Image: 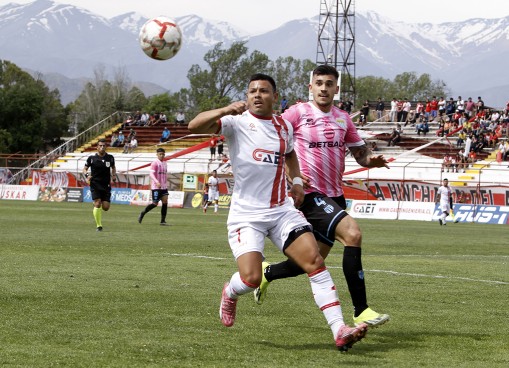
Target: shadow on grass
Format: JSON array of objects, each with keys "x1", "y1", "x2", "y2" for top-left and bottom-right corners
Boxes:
[{"x1": 255, "y1": 329, "x2": 493, "y2": 354}]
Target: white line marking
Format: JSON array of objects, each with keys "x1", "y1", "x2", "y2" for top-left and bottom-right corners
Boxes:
[{"x1": 166, "y1": 253, "x2": 509, "y2": 285}]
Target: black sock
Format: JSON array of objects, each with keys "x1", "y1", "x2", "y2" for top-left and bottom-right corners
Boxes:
[
  {"x1": 264, "y1": 259, "x2": 305, "y2": 282},
  {"x1": 143, "y1": 203, "x2": 157, "y2": 214},
  {"x1": 343, "y1": 246, "x2": 368, "y2": 316},
  {"x1": 161, "y1": 203, "x2": 167, "y2": 223}
]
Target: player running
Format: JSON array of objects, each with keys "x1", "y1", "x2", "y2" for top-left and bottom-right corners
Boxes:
[
  {"x1": 254, "y1": 65, "x2": 390, "y2": 328},
  {"x1": 435, "y1": 178, "x2": 454, "y2": 225},
  {"x1": 203, "y1": 170, "x2": 219, "y2": 213},
  {"x1": 188, "y1": 73, "x2": 368, "y2": 351},
  {"x1": 138, "y1": 147, "x2": 170, "y2": 226},
  {"x1": 82, "y1": 139, "x2": 116, "y2": 231}
]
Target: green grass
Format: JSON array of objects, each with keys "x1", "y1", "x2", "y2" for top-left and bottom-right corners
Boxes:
[{"x1": 0, "y1": 200, "x2": 508, "y2": 367}]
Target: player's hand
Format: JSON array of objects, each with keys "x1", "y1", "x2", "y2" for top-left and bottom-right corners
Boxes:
[
  {"x1": 226, "y1": 101, "x2": 247, "y2": 116},
  {"x1": 290, "y1": 183, "x2": 305, "y2": 208},
  {"x1": 300, "y1": 173, "x2": 311, "y2": 189},
  {"x1": 369, "y1": 154, "x2": 390, "y2": 169}
]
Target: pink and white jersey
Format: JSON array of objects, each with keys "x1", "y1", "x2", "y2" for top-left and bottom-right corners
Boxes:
[
  {"x1": 220, "y1": 111, "x2": 293, "y2": 215},
  {"x1": 150, "y1": 159, "x2": 168, "y2": 190},
  {"x1": 282, "y1": 102, "x2": 363, "y2": 197}
]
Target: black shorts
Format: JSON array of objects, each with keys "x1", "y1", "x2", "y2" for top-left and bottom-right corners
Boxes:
[
  {"x1": 299, "y1": 192, "x2": 348, "y2": 247},
  {"x1": 90, "y1": 187, "x2": 111, "y2": 202},
  {"x1": 151, "y1": 189, "x2": 169, "y2": 203}
]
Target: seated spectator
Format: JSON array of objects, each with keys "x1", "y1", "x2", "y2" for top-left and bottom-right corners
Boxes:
[
  {"x1": 110, "y1": 132, "x2": 118, "y2": 147},
  {"x1": 159, "y1": 113, "x2": 168, "y2": 124},
  {"x1": 140, "y1": 112, "x2": 150, "y2": 126},
  {"x1": 127, "y1": 129, "x2": 136, "y2": 143},
  {"x1": 388, "y1": 127, "x2": 401, "y2": 146},
  {"x1": 441, "y1": 154, "x2": 452, "y2": 172},
  {"x1": 128, "y1": 137, "x2": 138, "y2": 153},
  {"x1": 416, "y1": 120, "x2": 429, "y2": 136},
  {"x1": 117, "y1": 131, "x2": 125, "y2": 147},
  {"x1": 371, "y1": 141, "x2": 379, "y2": 151},
  {"x1": 469, "y1": 150, "x2": 477, "y2": 163},
  {"x1": 175, "y1": 111, "x2": 185, "y2": 126},
  {"x1": 488, "y1": 131, "x2": 498, "y2": 148},
  {"x1": 123, "y1": 136, "x2": 138, "y2": 154},
  {"x1": 160, "y1": 127, "x2": 171, "y2": 143}
]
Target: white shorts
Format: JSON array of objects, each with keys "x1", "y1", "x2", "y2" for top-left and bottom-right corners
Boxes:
[
  {"x1": 440, "y1": 202, "x2": 451, "y2": 213},
  {"x1": 208, "y1": 189, "x2": 219, "y2": 201},
  {"x1": 227, "y1": 204, "x2": 311, "y2": 260}
]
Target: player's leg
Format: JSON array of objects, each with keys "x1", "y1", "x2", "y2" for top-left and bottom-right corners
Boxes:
[
  {"x1": 213, "y1": 197, "x2": 219, "y2": 213},
  {"x1": 255, "y1": 194, "x2": 340, "y2": 303},
  {"x1": 139, "y1": 190, "x2": 158, "y2": 223},
  {"x1": 282, "y1": 225, "x2": 367, "y2": 351},
  {"x1": 160, "y1": 194, "x2": 169, "y2": 225},
  {"x1": 92, "y1": 198, "x2": 103, "y2": 231},
  {"x1": 335, "y1": 216, "x2": 390, "y2": 327},
  {"x1": 220, "y1": 226, "x2": 265, "y2": 327}
]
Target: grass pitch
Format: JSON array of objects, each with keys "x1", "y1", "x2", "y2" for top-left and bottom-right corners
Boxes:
[{"x1": 0, "y1": 200, "x2": 507, "y2": 367}]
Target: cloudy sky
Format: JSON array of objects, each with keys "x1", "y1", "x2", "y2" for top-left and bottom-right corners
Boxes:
[{"x1": 2, "y1": 0, "x2": 509, "y2": 34}]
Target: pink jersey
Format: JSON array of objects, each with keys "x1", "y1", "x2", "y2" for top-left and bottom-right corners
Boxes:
[
  {"x1": 220, "y1": 111, "x2": 293, "y2": 215},
  {"x1": 150, "y1": 159, "x2": 168, "y2": 190},
  {"x1": 282, "y1": 102, "x2": 363, "y2": 197}
]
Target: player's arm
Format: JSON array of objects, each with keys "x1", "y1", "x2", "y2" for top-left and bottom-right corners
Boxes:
[
  {"x1": 111, "y1": 165, "x2": 117, "y2": 183},
  {"x1": 82, "y1": 163, "x2": 90, "y2": 182},
  {"x1": 188, "y1": 101, "x2": 247, "y2": 134},
  {"x1": 349, "y1": 144, "x2": 390, "y2": 169},
  {"x1": 285, "y1": 150, "x2": 305, "y2": 207}
]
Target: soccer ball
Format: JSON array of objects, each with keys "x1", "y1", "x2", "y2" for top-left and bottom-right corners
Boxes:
[{"x1": 139, "y1": 16, "x2": 182, "y2": 60}]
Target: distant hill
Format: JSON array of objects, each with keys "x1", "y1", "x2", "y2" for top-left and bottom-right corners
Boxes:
[{"x1": 1, "y1": 0, "x2": 508, "y2": 107}]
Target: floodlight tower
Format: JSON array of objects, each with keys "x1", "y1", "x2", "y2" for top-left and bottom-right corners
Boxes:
[{"x1": 315, "y1": 0, "x2": 356, "y2": 102}]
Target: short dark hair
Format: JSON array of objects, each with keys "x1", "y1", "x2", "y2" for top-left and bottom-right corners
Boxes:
[
  {"x1": 249, "y1": 73, "x2": 276, "y2": 92},
  {"x1": 156, "y1": 148, "x2": 165, "y2": 153},
  {"x1": 312, "y1": 65, "x2": 339, "y2": 80},
  {"x1": 98, "y1": 139, "x2": 106, "y2": 144}
]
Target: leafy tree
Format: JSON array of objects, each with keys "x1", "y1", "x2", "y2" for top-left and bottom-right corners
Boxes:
[
  {"x1": 186, "y1": 42, "x2": 271, "y2": 115},
  {"x1": 268, "y1": 57, "x2": 315, "y2": 104},
  {"x1": 354, "y1": 72, "x2": 449, "y2": 109},
  {"x1": 71, "y1": 65, "x2": 141, "y2": 131},
  {"x1": 143, "y1": 93, "x2": 178, "y2": 116},
  {"x1": 0, "y1": 60, "x2": 67, "y2": 153}
]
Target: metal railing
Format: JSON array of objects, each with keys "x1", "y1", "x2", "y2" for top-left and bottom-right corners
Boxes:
[{"x1": 6, "y1": 112, "x2": 123, "y2": 185}]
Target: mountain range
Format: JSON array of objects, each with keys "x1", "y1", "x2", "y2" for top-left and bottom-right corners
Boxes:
[{"x1": 1, "y1": 0, "x2": 508, "y2": 108}]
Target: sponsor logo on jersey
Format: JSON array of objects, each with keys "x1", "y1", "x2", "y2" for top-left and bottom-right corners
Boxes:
[
  {"x1": 308, "y1": 141, "x2": 342, "y2": 148},
  {"x1": 252, "y1": 148, "x2": 282, "y2": 164},
  {"x1": 323, "y1": 127, "x2": 335, "y2": 139},
  {"x1": 335, "y1": 118, "x2": 347, "y2": 129}
]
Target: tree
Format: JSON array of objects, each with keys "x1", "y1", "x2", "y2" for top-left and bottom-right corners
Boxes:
[
  {"x1": 71, "y1": 65, "x2": 142, "y2": 131},
  {"x1": 354, "y1": 72, "x2": 449, "y2": 109},
  {"x1": 186, "y1": 42, "x2": 271, "y2": 115},
  {"x1": 268, "y1": 57, "x2": 315, "y2": 103},
  {"x1": 0, "y1": 60, "x2": 67, "y2": 153}
]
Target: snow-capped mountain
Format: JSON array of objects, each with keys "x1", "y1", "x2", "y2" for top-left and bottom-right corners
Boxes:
[{"x1": 1, "y1": 0, "x2": 508, "y2": 107}]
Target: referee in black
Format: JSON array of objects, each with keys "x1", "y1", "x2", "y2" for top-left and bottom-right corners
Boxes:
[{"x1": 82, "y1": 139, "x2": 116, "y2": 231}]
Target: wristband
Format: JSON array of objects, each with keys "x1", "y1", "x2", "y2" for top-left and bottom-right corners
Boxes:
[
  {"x1": 85, "y1": 173, "x2": 89, "y2": 178},
  {"x1": 292, "y1": 177, "x2": 303, "y2": 186}
]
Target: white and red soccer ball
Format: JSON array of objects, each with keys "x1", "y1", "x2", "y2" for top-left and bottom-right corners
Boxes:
[{"x1": 139, "y1": 16, "x2": 182, "y2": 60}]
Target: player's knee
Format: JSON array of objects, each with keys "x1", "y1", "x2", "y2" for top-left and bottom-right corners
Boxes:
[
  {"x1": 241, "y1": 273, "x2": 261, "y2": 288},
  {"x1": 341, "y1": 228, "x2": 362, "y2": 247}
]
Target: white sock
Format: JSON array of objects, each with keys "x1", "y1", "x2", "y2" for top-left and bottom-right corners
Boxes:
[
  {"x1": 214, "y1": 203, "x2": 218, "y2": 212},
  {"x1": 309, "y1": 267, "x2": 345, "y2": 337},
  {"x1": 227, "y1": 272, "x2": 256, "y2": 299},
  {"x1": 441, "y1": 213, "x2": 447, "y2": 222}
]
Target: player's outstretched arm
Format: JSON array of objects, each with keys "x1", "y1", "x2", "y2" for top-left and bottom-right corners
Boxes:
[
  {"x1": 350, "y1": 144, "x2": 390, "y2": 169},
  {"x1": 188, "y1": 101, "x2": 247, "y2": 134}
]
